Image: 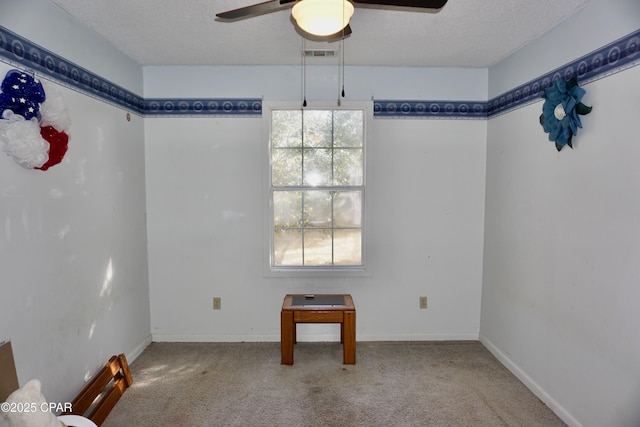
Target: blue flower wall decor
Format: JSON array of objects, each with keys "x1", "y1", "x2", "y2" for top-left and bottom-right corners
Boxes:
[{"x1": 539, "y1": 77, "x2": 592, "y2": 151}]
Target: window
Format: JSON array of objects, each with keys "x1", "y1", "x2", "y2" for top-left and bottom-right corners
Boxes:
[{"x1": 265, "y1": 103, "x2": 370, "y2": 276}]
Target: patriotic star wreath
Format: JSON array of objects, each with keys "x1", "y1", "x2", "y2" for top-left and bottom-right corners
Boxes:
[{"x1": 0, "y1": 69, "x2": 71, "y2": 170}]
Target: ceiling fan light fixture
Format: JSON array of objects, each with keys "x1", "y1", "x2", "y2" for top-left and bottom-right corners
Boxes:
[{"x1": 292, "y1": 0, "x2": 354, "y2": 37}]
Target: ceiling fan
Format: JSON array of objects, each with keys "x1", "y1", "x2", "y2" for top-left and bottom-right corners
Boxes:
[{"x1": 216, "y1": 0, "x2": 448, "y2": 41}]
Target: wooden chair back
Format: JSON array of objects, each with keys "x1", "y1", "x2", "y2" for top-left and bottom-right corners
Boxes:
[{"x1": 63, "y1": 354, "x2": 133, "y2": 426}]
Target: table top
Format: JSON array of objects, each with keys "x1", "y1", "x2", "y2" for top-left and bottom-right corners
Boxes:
[{"x1": 282, "y1": 294, "x2": 354, "y2": 311}]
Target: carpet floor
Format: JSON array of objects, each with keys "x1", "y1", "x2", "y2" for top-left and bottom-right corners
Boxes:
[{"x1": 103, "y1": 341, "x2": 565, "y2": 427}]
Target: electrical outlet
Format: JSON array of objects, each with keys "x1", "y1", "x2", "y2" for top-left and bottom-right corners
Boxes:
[
  {"x1": 419, "y1": 296, "x2": 428, "y2": 309},
  {"x1": 213, "y1": 297, "x2": 221, "y2": 310}
]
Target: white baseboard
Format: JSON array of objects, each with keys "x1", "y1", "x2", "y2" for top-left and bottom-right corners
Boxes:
[
  {"x1": 126, "y1": 334, "x2": 152, "y2": 363},
  {"x1": 151, "y1": 332, "x2": 479, "y2": 343},
  {"x1": 358, "y1": 332, "x2": 480, "y2": 341},
  {"x1": 479, "y1": 334, "x2": 582, "y2": 427},
  {"x1": 151, "y1": 334, "x2": 281, "y2": 342}
]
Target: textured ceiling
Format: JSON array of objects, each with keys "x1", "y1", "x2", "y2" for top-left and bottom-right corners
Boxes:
[{"x1": 49, "y1": 0, "x2": 591, "y2": 67}]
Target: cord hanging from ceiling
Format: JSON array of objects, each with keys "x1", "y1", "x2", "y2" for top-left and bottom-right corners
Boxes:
[
  {"x1": 302, "y1": 37, "x2": 307, "y2": 108},
  {"x1": 341, "y1": 35, "x2": 346, "y2": 99},
  {"x1": 338, "y1": 1, "x2": 346, "y2": 106}
]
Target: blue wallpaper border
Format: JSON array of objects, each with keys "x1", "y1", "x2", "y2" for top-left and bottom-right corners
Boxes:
[
  {"x1": 373, "y1": 100, "x2": 488, "y2": 119},
  {"x1": 144, "y1": 98, "x2": 262, "y2": 116},
  {"x1": 0, "y1": 26, "x2": 259, "y2": 118},
  {"x1": 0, "y1": 26, "x2": 145, "y2": 114},
  {"x1": 487, "y1": 28, "x2": 640, "y2": 118},
  {"x1": 374, "y1": 29, "x2": 640, "y2": 119},
  {"x1": 1, "y1": 25, "x2": 638, "y2": 119}
]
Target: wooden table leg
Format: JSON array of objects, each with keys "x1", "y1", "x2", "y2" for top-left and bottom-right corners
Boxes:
[
  {"x1": 343, "y1": 310, "x2": 356, "y2": 364},
  {"x1": 293, "y1": 320, "x2": 297, "y2": 344},
  {"x1": 281, "y1": 310, "x2": 294, "y2": 365}
]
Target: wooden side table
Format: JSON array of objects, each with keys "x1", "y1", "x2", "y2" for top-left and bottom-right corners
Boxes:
[{"x1": 281, "y1": 294, "x2": 356, "y2": 365}]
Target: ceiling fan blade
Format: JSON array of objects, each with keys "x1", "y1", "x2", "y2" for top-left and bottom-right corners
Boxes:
[
  {"x1": 352, "y1": 0, "x2": 447, "y2": 9},
  {"x1": 216, "y1": 0, "x2": 297, "y2": 20}
]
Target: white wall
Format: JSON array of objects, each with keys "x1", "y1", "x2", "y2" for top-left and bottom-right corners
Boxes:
[
  {"x1": 482, "y1": 1, "x2": 640, "y2": 426},
  {"x1": 0, "y1": 0, "x2": 150, "y2": 405},
  {"x1": 144, "y1": 66, "x2": 487, "y2": 342},
  {"x1": 0, "y1": 0, "x2": 142, "y2": 93},
  {"x1": 144, "y1": 65, "x2": 488, "y2": 101}
]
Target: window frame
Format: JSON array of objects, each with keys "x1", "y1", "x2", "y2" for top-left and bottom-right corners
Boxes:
[{"x1": 262, "y1": 101, "x2": 373, "y2": 278}]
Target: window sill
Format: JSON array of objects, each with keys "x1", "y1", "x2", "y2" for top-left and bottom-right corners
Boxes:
[{"x1": 264, "y1": 265, "x2": 372, "y2": 278}]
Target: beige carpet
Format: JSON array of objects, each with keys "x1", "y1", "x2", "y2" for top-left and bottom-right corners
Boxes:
[{"x1": 103, "y1": 341, "x2": 565, "y2": 427}]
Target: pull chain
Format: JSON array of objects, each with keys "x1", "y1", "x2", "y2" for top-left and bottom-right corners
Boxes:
[
  {"x1": 341, "y1": 34, "x2": 346, "y2": 98},
  {"x1": 338, "y1": 1, "x2": 346, "y2": 105},
  {"x1": 302, "y1": 37, "x2": 307, "y2": 108}
]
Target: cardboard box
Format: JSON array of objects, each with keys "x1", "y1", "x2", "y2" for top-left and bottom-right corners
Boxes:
[{"x1": 0, "y1": 341, "x2": 20, "y2": 401}]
